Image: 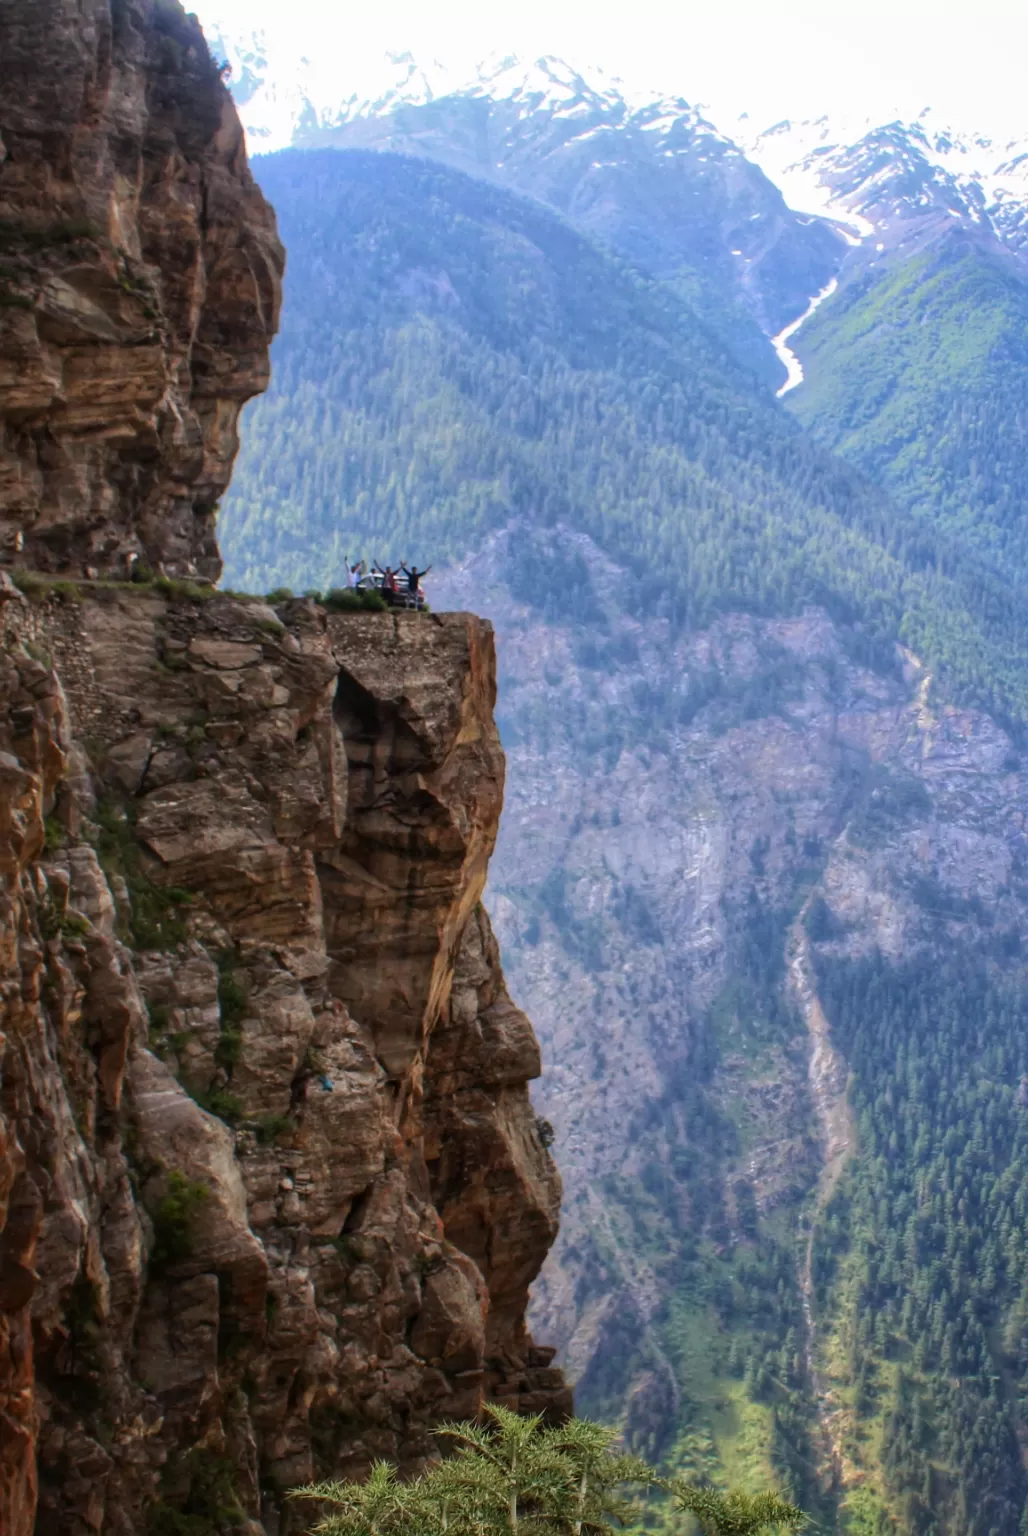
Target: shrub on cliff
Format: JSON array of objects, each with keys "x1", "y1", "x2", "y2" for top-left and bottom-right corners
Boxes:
[
  {"x1": 292, "y1": 1404, "x2": 804, "y2": 1536},
  {"x1": 150, "y1": 1171, "x2": 209, "y2": 1270},
  {"x1": 323, "y1": 587, "x2": 389, "y2": 613}
]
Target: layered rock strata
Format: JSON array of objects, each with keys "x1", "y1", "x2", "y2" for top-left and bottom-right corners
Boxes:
[
  {"x1": 0, "y1": 588, "x2": 567, "y2": 1536},
  {"x1": 0, "y1": 9, "x2": 566, "y2": 1532},
  {"x1": 0, "y1": 0, "x2": 283, "y2": 582}
]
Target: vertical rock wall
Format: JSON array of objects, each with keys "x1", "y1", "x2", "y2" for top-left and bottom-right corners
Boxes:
[
  {"x1": 0, "y1": 591, "x2": 568, "y2": 1536},
  {"x1": 0, "y1": 0, "x2": 283, "y2": 581},
  {"x1": 0, "y1": 4, "x2": 567, "y2": 1532}
]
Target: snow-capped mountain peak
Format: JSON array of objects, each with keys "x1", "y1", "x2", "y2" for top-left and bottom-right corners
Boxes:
[
  {"x1": 202, "y1": 18, "x2": 1028, "y2": 298},
  {"x1": 743, "y1": 108, "x2": 1028, "y2": 253},
  {"x1": 203, "y1": 25, "x2": 464, "y2": 149},
  {"x1": 204, "y1": 23, "x2": 710, "y2": 156}
]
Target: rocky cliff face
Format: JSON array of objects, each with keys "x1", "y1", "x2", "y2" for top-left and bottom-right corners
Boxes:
[
  {"x1": 0, "y1": 589, "x2": 567, "y2": 1536},
  {"x1": 0, "y1": 7, "x2": 566, "y2": 1532},
  {"x1": 0, "y1": 0, "x2": 283, "y2": 582}
]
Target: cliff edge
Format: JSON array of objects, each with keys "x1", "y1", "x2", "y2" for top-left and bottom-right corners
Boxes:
[
  {"x1": 0, "y1": 6, "x2": 568, "y2": 1534},
  {"x1": 0, "y1": 592, "x2": 567, "y2": 1536}
]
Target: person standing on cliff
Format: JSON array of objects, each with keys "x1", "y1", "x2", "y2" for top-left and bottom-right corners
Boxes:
[
  {"x1": 401, "y1": 562, "x2": 431, "y2": 595},
  {"x1": 344, "y1": 558, "x2": 364, "y2": 589}
]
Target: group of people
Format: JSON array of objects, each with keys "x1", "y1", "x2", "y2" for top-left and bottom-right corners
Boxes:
[{"x1": 344, "y1": 558, "x2": 432, "y2": 596}]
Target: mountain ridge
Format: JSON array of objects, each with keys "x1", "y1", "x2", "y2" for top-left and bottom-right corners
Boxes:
[{"x1": 204, "y1": 26, "x2": 1028, "y2": 286}]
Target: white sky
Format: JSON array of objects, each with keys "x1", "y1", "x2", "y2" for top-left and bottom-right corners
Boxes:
[{"x1": 190, "y1": 0, "x2": 1028, "y2": 142}]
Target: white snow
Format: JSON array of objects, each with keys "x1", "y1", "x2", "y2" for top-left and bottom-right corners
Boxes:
[
  {"x1": 201, "y1": 23, "x2": 749, "y2": 171},
  {"x1": 638, "y1": 113, "x2": 684, "y2": 133},
  {"x1": 743, "y1": 105, "x2": 1028, "y2": 253},
  {"x1": 771, "y1": 278, "x2": 838, "y2": 398},
  {"x1": 846, "y1": 211, "x2": 876, "y2": 238},
  {"x1": 200, "y1": 21, "x2": 1028, "y2": 262}
]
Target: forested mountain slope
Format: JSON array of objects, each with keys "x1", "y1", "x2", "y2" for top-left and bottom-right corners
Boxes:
[
  {"x1": 290, "y1": 58, "x2": 844, "y2": 383},
  {"x1": 789, "y1": 233, "x2": 1028, "y2": 583},
  {"x1": 220, "y1": 144, "x2": 1028, "y2": 1536},
  {"x1": 202, "y1": 37, "x2": 846, "y2": 383},
  {"x1": 222, "y1": 149, "x2": 1028, "y2": 727},
  {"x1": 742, "y1": 113, "x2": 1028, "y2": 586},
  {"x1": 207, "y1": 27, "x2": 1028, "y2": 584},
  {"x1": 431, "y1": 537, "x2": 1028, "y2": 1536}
]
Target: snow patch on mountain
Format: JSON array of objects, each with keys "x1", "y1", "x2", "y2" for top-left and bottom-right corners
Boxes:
[
  {"x1": 743, "y1": 108, "x2": 1028, "y2": 253},
  {"x1": 772, "y1": 278, "x2": 838, "y2": 396},
  {"x1": 205, "y1": 22, "x2": 740, "y2": 163}
]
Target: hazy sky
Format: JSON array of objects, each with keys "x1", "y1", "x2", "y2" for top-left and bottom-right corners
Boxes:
[{"x1": 192, "y1": 0, "x2": 1028, "y2": 140}]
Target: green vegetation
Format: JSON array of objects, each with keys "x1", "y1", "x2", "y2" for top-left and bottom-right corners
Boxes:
[
  {"x1": 21, "y1": 638, "x2": 53, "y2": 666},
  {"x1": 790, "y1": 239, "x2": 1028, "y2": 588},
  {"x1": 150, "y1": 1171, "x2": 209, "y2": 1270},
  {"x1": 9, "y1": 566, "x2": 218, "y2": 605},
  {"x1": 93, "y1": 798, "x2": 194, "y2": 949},
  {"x1": 10, "y1": 568, "x2": 80, "y2": 603},
  {"x1": 147, "y1": 1449, "x2": 246, "y2": 1536},
  {"x1": 43, "y1": 814, "x2": 66, "y2": 853},
  {"x1": 194, "y1": 1087, "x2": 244, "y2": 1124},
  {"x1": 151, "y1": 575, "x2": 216, "y2": 603},
  {"x1": 36, "y1": 892, "x2": 91, "y2": 943},
  {"x1": 810, "y1": 953, "x2": 1028, "y2": 1535},
  {"x1": 322, "y1": 587, "x2": 389, "y2": 613},
  {"x1": 294, "y1": 1405, "x2": 804, "y2": 1536},
  {"x1": 222, "y1": 150, "x2": 1028, "y2": 729},
  {"x1": 555, "y1": 897, "x2": 823, "y2": 1517},
  {"x1": 255, "y1": 1112, "x2": 293, "y2": 1145}
]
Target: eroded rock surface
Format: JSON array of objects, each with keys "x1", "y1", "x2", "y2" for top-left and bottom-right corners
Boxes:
[
  {"x1": 0, "y1": 591, "x2": 567, "y2": 1536},
  {"x1": 0, "y1": 9, "x2": 565, "y2": 1530},
  {"x1": 0, "y1": 0, "x2": 283, "y2": 581}
]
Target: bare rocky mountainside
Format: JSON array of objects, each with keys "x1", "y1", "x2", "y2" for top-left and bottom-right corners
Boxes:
[
  {"x1": 433, "y1": 531, "x2": 1028, "y2": 1529},
  {"x1": 0, "y1": 6, "x2": 567, "y2": 1535}
]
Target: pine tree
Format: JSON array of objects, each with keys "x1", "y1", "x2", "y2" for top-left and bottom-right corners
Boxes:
[{"x1": 292, "y1": 1408, "x2": 804, "y2": 1536}]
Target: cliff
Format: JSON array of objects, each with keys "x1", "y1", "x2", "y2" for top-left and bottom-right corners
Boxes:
[
  {"x1": 0, "y1": 588, "x2": 568, "y2": 1536},
  {"x1": 0, "y1": 6, "x2": 567, "y2": 1533},
  {"x1": 0, "y1": 0, "x2": 283, "y2": 582}
]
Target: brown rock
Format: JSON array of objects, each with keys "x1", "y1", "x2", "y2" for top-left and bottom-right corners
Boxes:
[
  {"x1": 0, "y1": 10, "x2": 565, "y2": 1530},
  {"x1": 0, "y1": 591, "x2": 566, "y2": 1534},
  {"x1": 0, "y1": 0, "x2": 283, "y2": 581}
]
